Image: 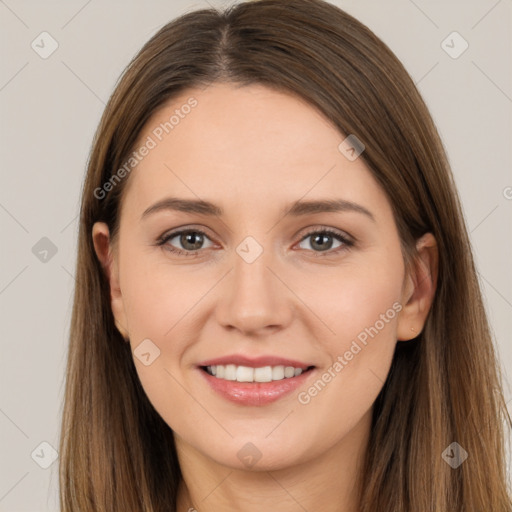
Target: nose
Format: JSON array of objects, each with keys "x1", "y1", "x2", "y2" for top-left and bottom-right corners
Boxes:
[{"x1": 215, "y1": 247, "x2": 293, "y2": 336}]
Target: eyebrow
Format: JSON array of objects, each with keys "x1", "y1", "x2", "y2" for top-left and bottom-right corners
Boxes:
[{"x1": 141, "y1": 197, "x2": 375, "y2": 222}]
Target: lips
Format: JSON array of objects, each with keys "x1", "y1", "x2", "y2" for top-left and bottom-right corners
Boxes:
[{"x1": 196, "y1": 354, "x2": 316, "y2": 406}]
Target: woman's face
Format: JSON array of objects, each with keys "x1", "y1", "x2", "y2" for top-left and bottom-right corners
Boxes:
[{"x1": 93, "y1": 82, "x2": 430, "y2": 471}]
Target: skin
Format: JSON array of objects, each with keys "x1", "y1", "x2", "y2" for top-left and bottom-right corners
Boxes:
[{"x1": 92, "y1": 83, "x2": 438, "y2": 512}]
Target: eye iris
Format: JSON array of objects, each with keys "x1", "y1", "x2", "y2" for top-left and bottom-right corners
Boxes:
[
  {"x1": 181, "y1": 232, "x2": 203, "y2": 250},
  {"x1": 311, "y1": 233, "x2": 333, "y2": 251}
]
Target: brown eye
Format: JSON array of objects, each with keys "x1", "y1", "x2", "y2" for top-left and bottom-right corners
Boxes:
[
  {"x1": 158, "y1": 229, "x2": 214, "y2": 256},
  {"x1": 297, "y1": 228, "x2": 354, "y2": 255},
  {"x1": 177, "y1": 232, "x2": 205, "y2": 251}
]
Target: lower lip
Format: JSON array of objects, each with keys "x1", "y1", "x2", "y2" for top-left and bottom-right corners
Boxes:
[{"x1": 198, "y1": 367, "x2": 315, "y2": 406}]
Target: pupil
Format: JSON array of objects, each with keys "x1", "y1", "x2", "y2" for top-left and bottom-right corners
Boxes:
[
  {"x1": 312, "y1": 233, "x2": 332, "y2": 251},
  {"x1": 182, "y1": 233, "x2": 202, "y2": 250}
]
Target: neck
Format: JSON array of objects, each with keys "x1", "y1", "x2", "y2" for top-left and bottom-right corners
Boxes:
[{"x1": 175, "y1": 409, "x2": 371, "y2": 512}]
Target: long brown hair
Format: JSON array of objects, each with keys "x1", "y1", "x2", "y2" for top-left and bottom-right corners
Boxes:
[{"x1": 59, "y1": 0, "x2": 512, "y2": 510}]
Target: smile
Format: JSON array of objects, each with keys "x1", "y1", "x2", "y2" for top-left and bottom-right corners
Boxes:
[{"x1": 203, "y1": 364, "x2": 314, "y2": 383}]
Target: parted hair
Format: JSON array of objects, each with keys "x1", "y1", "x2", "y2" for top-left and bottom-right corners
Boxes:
[{"x1": 59, "y1": 1, "x2": 512, "y2": 510}]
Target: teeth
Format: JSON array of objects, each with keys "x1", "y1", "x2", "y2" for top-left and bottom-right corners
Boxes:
[
  {"x1": 284, "y1": 366, "x2": 295, "y2": 378},
  {"x1": 205, "y1": 364, "x2": 306, "y2": 382},
  {"x1": 272, "y1": 365, "x2": 285, "y2": 380},
  {"x1": 236, "y1": 365, "x2": 254, "y2": 382},
  {"x1": 224, "y1": 364, "x2": 237, "y2": 381},
  {"x1": 254, "y1": 366, "x2": 272, "y2": 382}
]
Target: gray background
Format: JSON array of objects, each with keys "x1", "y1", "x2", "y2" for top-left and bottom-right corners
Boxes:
[{"x1": 1, "y1": 0, "x2": 511, "y2": 510}]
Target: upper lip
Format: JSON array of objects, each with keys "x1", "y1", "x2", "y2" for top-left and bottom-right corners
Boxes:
[{"x1": 197, "y1": 355, "x2": 314, "y2": 370}]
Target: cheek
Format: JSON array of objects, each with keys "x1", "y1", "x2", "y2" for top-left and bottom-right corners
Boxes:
[
  {"x1": 314, "y1": 254, "x2": 404, "y2": 349},
  {"x1": 118, "y1": 249, "x2": 197, "y2": 427},
  {"x1": 292, "y1": 257, "x2": 403, "y2": 445},
  {"x1": 120, "y1": 246, "x2": 196, "y2": 343},
  {"x1": 306, "y1": 248, "x2": 404, "y2": 415},
  {"x1": 338, "y1": 274, "x2": 401, "y2": 339}
]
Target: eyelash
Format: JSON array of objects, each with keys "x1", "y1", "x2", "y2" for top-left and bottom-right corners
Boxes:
[{"x1": 156, "y1": 226, "x2": 355, "y2": 258}]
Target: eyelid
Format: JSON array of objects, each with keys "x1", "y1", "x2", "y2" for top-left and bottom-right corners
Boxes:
[
  {"x1": 157, "y1": 224, "x2": 215, "y2": 243},
  {"x1": 295, "y1": 224, "x2": 354, "y2": 242}
]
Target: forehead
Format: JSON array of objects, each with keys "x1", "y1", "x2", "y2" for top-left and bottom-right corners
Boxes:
[{"x1": 122, "y1": 83, "x2": 388, "y2": 220}]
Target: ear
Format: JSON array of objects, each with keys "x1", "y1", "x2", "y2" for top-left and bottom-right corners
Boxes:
[
  {"x1": 92, "y1": 222, "x2": 130, "y2": 342},
  {"x1": 396, "y1": 232, "x2": 438, "y2": 341}
]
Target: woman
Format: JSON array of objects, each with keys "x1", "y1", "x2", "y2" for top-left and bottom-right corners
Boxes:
[{"x1": 59, "y1": 0, "x2": 512, "y2": 510}]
